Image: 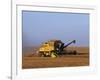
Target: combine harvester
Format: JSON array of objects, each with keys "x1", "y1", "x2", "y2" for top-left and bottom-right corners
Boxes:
[{"x1": 37, "y1": 40, "x2": 77, "y2": 58}]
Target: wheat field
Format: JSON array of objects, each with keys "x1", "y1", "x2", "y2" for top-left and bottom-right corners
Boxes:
[{"x1": 22, "y1": 47, "x2": 89, "y2": 69}]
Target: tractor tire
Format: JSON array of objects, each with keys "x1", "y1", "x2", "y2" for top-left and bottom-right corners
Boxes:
[{"x1": 72, "y1": 50, "x2": 77, "y2": 55}]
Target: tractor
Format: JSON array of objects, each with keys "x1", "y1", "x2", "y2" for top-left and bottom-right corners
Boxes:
[{"x1": 38, "y1": 40, "x2": 77, "y2": 58}]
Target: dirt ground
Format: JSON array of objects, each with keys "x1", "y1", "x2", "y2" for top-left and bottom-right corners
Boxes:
[{"x1": 22, "y1": 47, "x2": 89, "y2": 69}]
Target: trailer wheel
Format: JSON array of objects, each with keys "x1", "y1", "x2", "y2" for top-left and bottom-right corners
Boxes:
[{"x1": 73, "y1": 50, "x2": 77, "y2": 55}]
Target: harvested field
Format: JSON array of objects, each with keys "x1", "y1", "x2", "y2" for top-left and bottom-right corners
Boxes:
[{"x1": 22, "y1": 47, "x2": 89, "y2": 69}]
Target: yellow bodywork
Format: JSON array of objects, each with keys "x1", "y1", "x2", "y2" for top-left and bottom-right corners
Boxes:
[
  {"x1": 38, "y1": 40, "x2": 58, "y2": 58},
  {"x1": 39, "y1": 44, "x2": 54, "y2": 52}
]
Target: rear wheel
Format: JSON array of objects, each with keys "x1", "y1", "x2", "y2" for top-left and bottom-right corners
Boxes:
[{"x1": 73, "y1": 50, "x2": 77, "y2": 55}]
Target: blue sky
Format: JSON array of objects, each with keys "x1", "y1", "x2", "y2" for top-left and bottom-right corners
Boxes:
[{"x1": 22, "y1": 11, "x2": 89, "y2": 47}]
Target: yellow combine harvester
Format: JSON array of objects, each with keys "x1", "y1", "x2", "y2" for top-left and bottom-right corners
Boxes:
[{"x1": 38, "y1": 40, "x2": 76, "y2": 58}]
